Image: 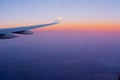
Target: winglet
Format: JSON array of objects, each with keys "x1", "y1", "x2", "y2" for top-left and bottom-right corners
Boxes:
[{"x1": 52, "y1": 18, "x2": 63, "y2": 24}]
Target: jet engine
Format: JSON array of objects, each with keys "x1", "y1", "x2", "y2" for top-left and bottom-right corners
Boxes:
[
  {"x1": 0, "y1": 33, "x2": 19, "y2": 39},
  {"x1": 13, "y1": 31, "x2": 33, "y2": 35}
]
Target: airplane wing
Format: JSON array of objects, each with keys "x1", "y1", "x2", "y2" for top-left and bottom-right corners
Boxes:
[{"x1": 0, "y1": 18, "x2": 62, "y2": 39}]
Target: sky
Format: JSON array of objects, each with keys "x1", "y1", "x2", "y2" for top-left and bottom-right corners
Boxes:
[
  {"x1": 0, "y1": 1, "x2": 120, "y2": 79},
  {"x1": 0, "y1": 0, "x2": 120, "y2": 30}
]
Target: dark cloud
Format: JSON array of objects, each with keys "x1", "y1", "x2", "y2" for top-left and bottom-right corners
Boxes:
[{"x1": 0, "y1": 31, "x2": 120, "y2": 80}]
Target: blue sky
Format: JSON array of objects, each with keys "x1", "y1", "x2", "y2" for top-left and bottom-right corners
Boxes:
[{"x1": 0, "y1": 0, "x2": 120, "y2": 25}]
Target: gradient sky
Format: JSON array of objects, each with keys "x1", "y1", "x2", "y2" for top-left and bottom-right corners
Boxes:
[{"x1": 0, "y1": 0, "x2": 120, "y2": 30}]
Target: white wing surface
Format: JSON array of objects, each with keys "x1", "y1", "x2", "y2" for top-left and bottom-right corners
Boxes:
[{"x1": 0, "y1": 18, "x2": 62, "y2": 39}]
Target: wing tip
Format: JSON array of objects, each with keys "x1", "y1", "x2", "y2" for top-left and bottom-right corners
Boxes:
[
  {"x1": 53, "y1": 18, "x2": 63, "y2": 24},
  {"x1": 57, "y1": 18, "x2": 63, "y2": 21}
]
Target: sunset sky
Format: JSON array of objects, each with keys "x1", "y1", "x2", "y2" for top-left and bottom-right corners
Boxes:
[
  {"x1": 0, "y1": 0, "x2": 120, "y2": 31},
  {"x1": 1, "y1": 1, "x2": 120, "y2": 79}
]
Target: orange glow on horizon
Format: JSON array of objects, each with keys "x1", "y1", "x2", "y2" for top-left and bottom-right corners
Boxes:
[
  {"x1": 0, "y1": 22, "x2": 120, "y2": 31},
  {"x1": 38, "y1": 22, "x2": 120, "y2": 31}
]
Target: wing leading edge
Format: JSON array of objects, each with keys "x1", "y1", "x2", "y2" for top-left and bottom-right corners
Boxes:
[{"x1": 0, "y1": 18, "x2": 62, "y2": 39}]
